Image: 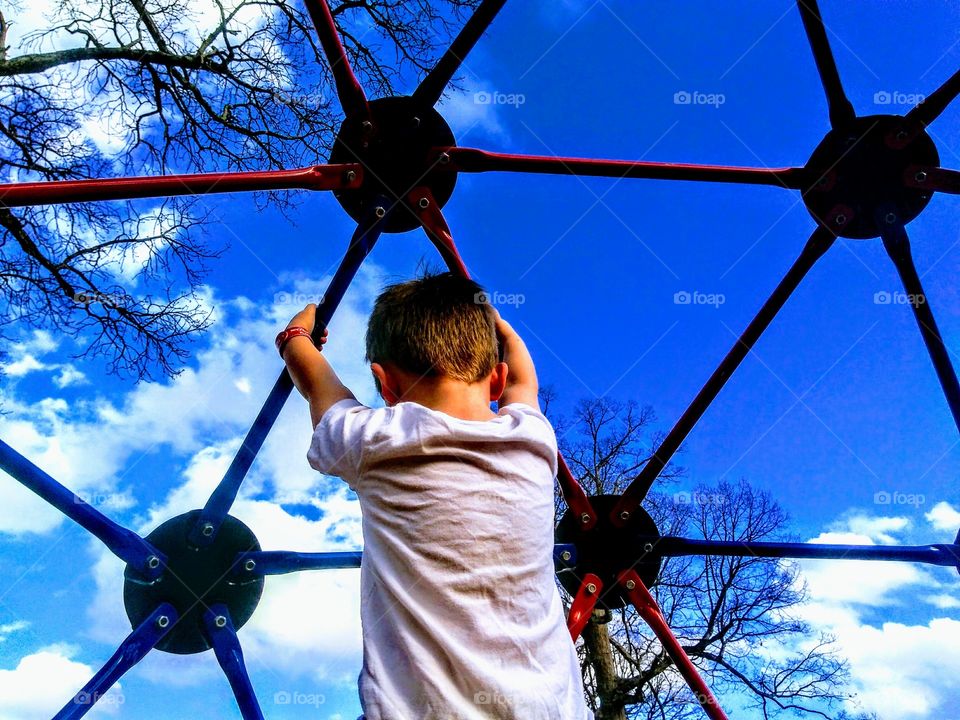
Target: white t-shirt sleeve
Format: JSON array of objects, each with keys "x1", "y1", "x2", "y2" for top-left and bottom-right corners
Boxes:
[
  {"x1": 307, "y1": 398, "x2": 380, "y2": 487},
  {"x1": 498, "y1": 401, "x2": 559, "y2": 477}
]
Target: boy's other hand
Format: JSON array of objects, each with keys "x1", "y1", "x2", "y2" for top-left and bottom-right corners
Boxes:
[
  {"x1": 494, "y1": 313, "x2": 517, "y2": 344},
  {"x1": 286, "y1": 304, "x2": 328, "y2": 347},
  {"x1": 282, "y1": 302, "x2": 351, "y2": 426},
  {"x1": 287, "y1": 303, "x2": 316, "y2": 333},
  {"x1": 490, "y1": 306, "x2": 539, "y2": 408}
]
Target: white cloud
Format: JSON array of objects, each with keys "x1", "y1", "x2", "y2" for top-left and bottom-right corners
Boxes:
[
  {"x1": 0, "y1": 644, "x2": 124, "y2": 719},
  {"x1": 796, "y1": 513, "x2": 960, "y2": 718},
  {"x1": 1, "y1": 330, "x2": 57, "y2": 377},
  {"x1": 20, "y1": 330, "x2": 58, "y2": 355},
  {"x1": 54, "y1": 365, "x2": 89, "y2": 388},
  {"x1": 925, "y1": 594, "x2": 960, "y2": 610},
  {"x1": 0, "y1": 266, "x2": 384, "y2": 536},
  {"x1": 1, "y1": 354, "x2": 45, "y2": 378},
  {"x1": 1, "y1": 330, "x2": 86, "y2": 387},
  {"x1": 828, "y1": 618, "x2": 960, "y2": 718},
  {"x1": 926, "y1": 501, "x2": 960, "y2": 534},
  {"x1": 0, "y1": 620, "x2": 29, "y2": 643},
  {"x1": 799, "y1": 550, "x2": 930, "y2": 608},
  {"x1": 438, "y1": 77, "x2": 512, "y2": 141},
  {"x1": 242, "y1": 568, "x2": 362, "y2": 683},
  {"x1": 1, "y1": 1, "x2": 71, "y2": 54},
  {"x1": 843, "y1": 514, "x2": 911, "y2": 544}
]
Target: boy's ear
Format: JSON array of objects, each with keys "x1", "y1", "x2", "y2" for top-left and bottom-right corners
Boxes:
[
  {"x1": 371, "y1": 362, "x2": 401, "y2": 406},
  {"x1": 489, "y1": 361, "x2": 508, "y2": 403}
]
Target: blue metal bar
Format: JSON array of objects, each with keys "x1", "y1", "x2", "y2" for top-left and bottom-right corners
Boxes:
[
  {"x1": 0, "y1": 439, "x2": 166, "y2": 579},
  {"x1": 554, "y1": 543, "x2": 577, "y2": 567},
  {"x1": 203, "y1": 606, "x2": 264, "y2": 720},
  {"x1": 188, "y1": 199, "x2": 390, "y2": 547},
  {"x1": 237, "y1": 550, "x2": 361, "y2": 575},
  {"x1": 796, "y1": 0, "x2": 856, "y2": 128},
  {"x1": 412, "y1": 0, "x2": 508, "y2": 108},
  {"x1": 53, "y1": 603, "x2": 177, "y2": 720},
  {"x1": 234, "y1": 544, "x2": 578, "y2": 577},
  {"x1": 651, "y1": 536, "x2": 960, "y2": 568},
  {"x1": 909, "y1": 64, "x2": 960, "y2": 129},
  {"x1": 611, "y1": 226, "x2": 836, "y2": 526},
  {"x1": 879, "y1": 217, "x2": 960, "y2": 435}
]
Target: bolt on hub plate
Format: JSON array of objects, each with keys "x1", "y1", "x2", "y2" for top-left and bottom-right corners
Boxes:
[
  {"x1": 802, "y1": 115, "x2": 939, "y2": 239},
  {"x1": 123, "y1": 511, "x2": 264, "y2": 654},
  {"x1": 328, "y1": 96, "x2": 458, "y2": 233},
  {"x1": 556, "y1": 495, "x2": 662, "y2": 609}
]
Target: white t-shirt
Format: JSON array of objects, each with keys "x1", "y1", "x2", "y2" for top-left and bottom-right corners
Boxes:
[{"x1": 308, "y1": 398, "x2": 592, "y2": 720}]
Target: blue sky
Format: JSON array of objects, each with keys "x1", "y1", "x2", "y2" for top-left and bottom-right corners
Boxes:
[{"x1": 2, "y1": 1, "x2": 960, "y2": 718}]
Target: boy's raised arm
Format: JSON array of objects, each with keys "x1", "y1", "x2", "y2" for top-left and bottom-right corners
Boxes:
[
  {"x1": 495, "y1": 312, "x2": 541, "y2": 411},
  {"x1": 281, "y1": 304, "x2": 356, "y2": 428}
]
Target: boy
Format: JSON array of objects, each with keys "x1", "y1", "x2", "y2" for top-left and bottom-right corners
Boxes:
[{"x1": 280, "y1": 272, "x2": 592, "y2": 720}]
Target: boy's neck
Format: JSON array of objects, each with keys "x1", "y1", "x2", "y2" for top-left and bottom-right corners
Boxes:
[{"x1": 392, "y1": 373, "x2": 497, "y2": 421}]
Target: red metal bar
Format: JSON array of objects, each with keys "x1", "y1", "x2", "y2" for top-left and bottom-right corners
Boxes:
[
  {"x1": 618, "y1": 570, "x2": 728, "y2": 720},
  {"x1": 908, "y1": 65, "x2": 960, "y2": 129},
  {"x1": 412, "y1": 0, "x2": 508, "y2": 109},
  {"x1": 557, "y1": 455, "x2": 597, "y2": 531},
  {"x1": 610, "y1": 225, "x2": 836, "y2": 527},
  {"x1": 405, "y1": 187, "x2": 599, "y2": 529},
  {"x1": 567, "y1": 573, "x2": 602, "y2": 642},
  {"x1": 796, "y1": 0, "x2": 856, "y2": 128},
  {"x1": 302, "y1": 0, "x2": 370, "y2": 119},
  {"x1": 405, "y1": 188, "x2": 470, "y2": 276},
  {"x1": 905, "y1": 165, "x2": 960, "y2": 195},
  {"x1": 0, "y1": 164, "x2": 362, "y2": 208},
  {"x1": 435, "y1": 147, "x2": 809, "y2": 189}
]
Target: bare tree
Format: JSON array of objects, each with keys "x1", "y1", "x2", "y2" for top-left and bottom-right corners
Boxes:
[
  {"x1": 0, "y1": 0, "x2": 478, "y2": 378},
  {"x1": 550, "y1": 396, "x2": 871, "y2": 720}
]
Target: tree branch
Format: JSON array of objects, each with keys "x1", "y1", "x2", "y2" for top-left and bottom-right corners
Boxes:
[{"x1": 0, "y1": 47, "x2": 228, "y2": 77}]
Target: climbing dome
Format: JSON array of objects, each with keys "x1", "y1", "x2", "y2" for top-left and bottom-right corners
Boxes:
[{"x1": 2, "y1": 1, "x2": 960, "y2": 718}]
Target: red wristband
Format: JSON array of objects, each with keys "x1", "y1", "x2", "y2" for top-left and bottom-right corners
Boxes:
[{"x1": 276, "y1": 326, "x2": 315, "y2": 358}]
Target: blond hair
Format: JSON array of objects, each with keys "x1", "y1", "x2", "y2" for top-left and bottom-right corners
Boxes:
[{"x1": 365, "y1": 272, "x2": 498, "y2": 382}]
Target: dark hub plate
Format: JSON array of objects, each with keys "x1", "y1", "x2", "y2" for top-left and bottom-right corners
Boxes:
[
  {"x1": 328, "y1": 96, "x2": 458, "y2": 233},
  {"x1": 556, "y1": 495, "x2": 662, "y2": 610},
  {"x1": 802, "y1": 114, "x2": 939, "y2": 239},
  {"x1": 123, "y1": 511, "x2": 263, "y2": 654}
]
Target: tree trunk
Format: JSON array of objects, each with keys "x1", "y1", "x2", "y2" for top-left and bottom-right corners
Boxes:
[{"x1": 583, "y1": 611, "x2": 626, "y2": 720}]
